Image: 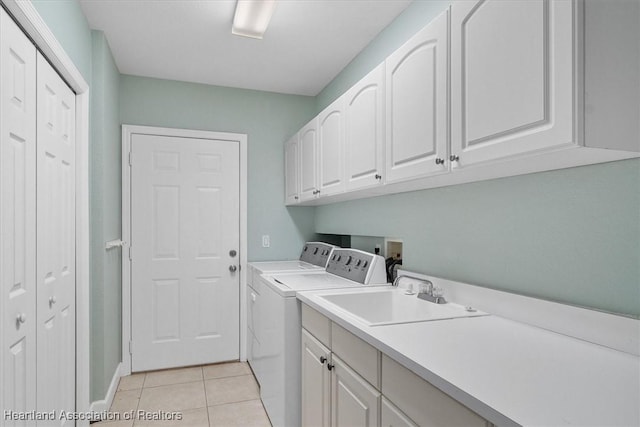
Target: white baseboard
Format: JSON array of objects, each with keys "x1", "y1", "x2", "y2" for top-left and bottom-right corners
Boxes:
[{"x1": 89, "y1": 362, "x2": 123, "y2": 416}]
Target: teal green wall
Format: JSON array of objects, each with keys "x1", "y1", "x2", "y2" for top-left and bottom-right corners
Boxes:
[
  {"x1": 314, "y1": 1, "x2": 640, "y2": 317},
  {"x1": 90, "y1": 31, "x2": 122, "y2": 402},
  {"x1": 119, "y1": 75, "x2": 318, "y2": 261},
  {"x1": 31, "y1": 0, "x2": 92, "y2": 82},
  {"x1": 316, "y1": 160, "x2": 640, "y2": 317}
]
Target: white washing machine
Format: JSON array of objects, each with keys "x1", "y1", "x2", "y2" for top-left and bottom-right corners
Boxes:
[
  {"x1": 247, "y1": 242, "x2": 337, "y2": 383},
  {"x1": 254, "y1": 248, "x2": 388, "y2": 427}
]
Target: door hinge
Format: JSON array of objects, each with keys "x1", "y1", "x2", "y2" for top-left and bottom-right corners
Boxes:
[
  {"x1": 128, "y1": 152, "x2": 132, "y2": 166},
  {"x1": 129, "y1": 341, "x2": 133, "y2": 355}
]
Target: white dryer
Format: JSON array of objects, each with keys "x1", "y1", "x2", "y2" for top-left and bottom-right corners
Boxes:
[
  {"x1": 247, "y1": 242, "x2": 336, "y2": 380},
  {"x1": 255, "y1": 249, "x2": 388, "y2": 427}
]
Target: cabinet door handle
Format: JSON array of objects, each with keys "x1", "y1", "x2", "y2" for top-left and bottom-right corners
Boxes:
[
  {"x1": 327, "y1": 363, "x2": 334, "y2": 371},
  {"x1": 450, "y1": 154, "x2": 460, "y2": 162},
  {"x1": 294, "y1": 196, "x2": 299, "y2": 200},
  {"x1": 319, "y1": 356, "x2": 327, "y2": 364},
  {"x1": 435, "y1": 158, "x2": 445, "y2": 165},
  {"x1": 16, "y1": 313, "x2": 27, "y2": 324},
  {"x1": 374, "y1": 174, "x2": 382, "y2": 180}
]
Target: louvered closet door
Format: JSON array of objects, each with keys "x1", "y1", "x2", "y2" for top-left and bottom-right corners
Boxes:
[
  {"x1": 1, "y1": 7, "x2": 37, "y2": 419},
  {"x1": 36, "y1": 53, "x2": 76, "y2": 426}
]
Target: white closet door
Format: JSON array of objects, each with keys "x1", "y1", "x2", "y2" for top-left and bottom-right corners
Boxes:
[
  {"x1": 1, "y1": 6, "x2": 37, "y2": 418},
  {"x1": 36, "y1": 53, "x2": 76, "y2": 426}
]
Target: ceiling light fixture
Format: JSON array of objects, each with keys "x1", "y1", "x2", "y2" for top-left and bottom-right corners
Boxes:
[{"x1": 232, "y1": 0, "x2": 277, "y2": 40}]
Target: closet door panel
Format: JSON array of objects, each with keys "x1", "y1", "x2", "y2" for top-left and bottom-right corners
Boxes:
[
  {"x1": 1, "y1": 7, "x2": 37, "y2": 417},
  {"x1": 36, "y1": 53, "x2": 76, "y2": 425}
]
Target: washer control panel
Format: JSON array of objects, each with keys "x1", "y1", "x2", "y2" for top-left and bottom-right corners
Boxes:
[
  {"x1": 326, "y1": 249, "x2": 386, "y2": 284},
  {"x1": 299, "y1": 242, "x2": 337, "y2": 267}
]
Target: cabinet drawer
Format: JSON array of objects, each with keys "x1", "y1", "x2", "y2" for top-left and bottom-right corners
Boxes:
[
  {"x1": 302, "y1": 304, "x2": 331, "y2": 347},
  {"x1": 331, "y1": 323, "x2": 380, "y2": 389},
  {"x1": 382, "y1": 355, "x2": 488, "y2": 427}
]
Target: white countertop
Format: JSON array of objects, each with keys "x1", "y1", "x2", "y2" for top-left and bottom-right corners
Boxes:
[{"x1": 297, "y1": 289, "x2": 640, "y2": 426}]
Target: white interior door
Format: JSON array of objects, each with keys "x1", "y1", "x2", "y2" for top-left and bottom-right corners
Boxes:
[
  {"x1": 131, "y1": 134, "x2": 240, "y2": 372},
  {"x1": 36, "y1": 52, "x2": 76, "y2": 426},
  {"x1": 1, "y1": 6, "x2": 37, "y2": 418}
]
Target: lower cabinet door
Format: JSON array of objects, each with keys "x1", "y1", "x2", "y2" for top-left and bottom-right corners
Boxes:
[
  {"x1": 381, "y1": 397, "x2": 418, "y2": 427},
  {"x1": 301, "y1": 329, "x2": 331, "y2": 427},
  {"x1": 331, "y1": 355, "x2": 380, "y2": 427}
]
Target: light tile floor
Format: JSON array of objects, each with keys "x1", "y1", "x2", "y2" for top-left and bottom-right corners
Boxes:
[{"x1": 95, "y1": 362, "x2": 271, "y2": 427}]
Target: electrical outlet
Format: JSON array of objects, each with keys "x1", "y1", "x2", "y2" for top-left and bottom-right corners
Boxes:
[{"x1": 262, "y1": 235, "x2": 270, "y2": 248}]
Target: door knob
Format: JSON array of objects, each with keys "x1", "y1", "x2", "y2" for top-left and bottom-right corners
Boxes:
[
  {"x1": 16, "y1": 313, "x2": 27, "y2": 324},
  {"x1": 229, "y1": 249, "x2": 237, "y2": 257},
  {"x1": 229, "y1": 265, "x2": 237, "y2": 273}
]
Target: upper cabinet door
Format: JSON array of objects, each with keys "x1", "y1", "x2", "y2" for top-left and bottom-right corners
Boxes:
[
  {"x1": 345, "y1": 63, "x2": 385, "y2": 191},
  {"x1": 299, "y1": 119, "x2": 319, "y2": 201},
  {"x1": 450, "y1": 0, "x2": 577, "y2": 168},
  {"x1": 318, "y1": 97, "x2": 345, "y2": 196},
  {"x1": 284, "y1": 135, "x2": 299, "y2": 205},
  {"x1": 385, "y1": 9, "x2": 449, "y2": 184}
]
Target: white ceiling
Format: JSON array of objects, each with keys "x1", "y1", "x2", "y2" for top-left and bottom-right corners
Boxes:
[{"x1": 79, "y1": 0, "x2": 412, "y2": 96}]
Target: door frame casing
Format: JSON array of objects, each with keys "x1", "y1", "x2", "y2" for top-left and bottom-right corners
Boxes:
[
  {"x1": 121, "y1": 124, "x2": 248, "y2": 375},
  {"x1": 0, "y1": 0, "x2": 91, "y2": 423}
]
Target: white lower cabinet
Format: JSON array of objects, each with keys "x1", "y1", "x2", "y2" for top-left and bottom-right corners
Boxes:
[
  {"x1": 301, "y1": 330, "x2": 331, "y2": 427},
  {"x1": 331, "y1": 355, "x2": 380, "y2": 427},
  {"x1": 381, "y1": 397, "x2": 418, "y2": 427},
  {"x1": 301, "y1": 305, "x2": 490, "y2": 427},
  {"x1": 382, "y1": 355, "x2": 489, "y2": 427},
  {"x1": 301, "y1": 312, "x2": 380, "y2": 427}
]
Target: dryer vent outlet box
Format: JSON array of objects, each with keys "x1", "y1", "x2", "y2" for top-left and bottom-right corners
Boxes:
[{"x1": 386, "y1": 239, "x2": 403, "y2": 260}]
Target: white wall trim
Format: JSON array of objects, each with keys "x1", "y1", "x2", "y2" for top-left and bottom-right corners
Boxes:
[
  {"x1": 88, "y1": 362, "x2": 123, "y2": 417},
  {"x1": 121, "y1": 125, "x2": 248, "y2": 375},
  {"x1": 1, "y1": 1, "x2": 91, "y2": 424}
]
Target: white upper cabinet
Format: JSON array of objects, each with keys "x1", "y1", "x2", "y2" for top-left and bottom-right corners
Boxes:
[
  {"x1": 299, "y1": 118, "x2": 319, "y2": 202},
  {"x1": 344, "y1": 63, "x2": 385, "y2": 191},
  {"x1": 284, "y1": 135, "x2": 299, "y2": 205},
  {"x1": 450, "y1": 0, "x2": 576, "y2": 167},
  {"x1": 385, "y1": 9, "x2": 449, "y2": 184},
  {"x1": 318, "y1": 97, "x2": 346, "y2": 196}
]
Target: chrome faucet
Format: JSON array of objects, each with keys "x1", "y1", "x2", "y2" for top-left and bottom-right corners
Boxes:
[{"x1": 393, "y1": 275, "x2": 447, "y2": 304}]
